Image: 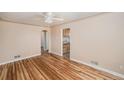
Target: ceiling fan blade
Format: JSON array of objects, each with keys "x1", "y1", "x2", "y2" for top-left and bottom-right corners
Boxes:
[
  {"x1": 52, "y1": 17, "x2": 64, "y2": 21},
  {"x1": 35, "y1": 13, "x2": 45, "y2": 18}
]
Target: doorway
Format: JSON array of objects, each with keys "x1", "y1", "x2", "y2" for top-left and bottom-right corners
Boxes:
[
  {"x1": 62, "y1": 28, "x2": 70, "y2": 59},
  {"x1": 41, "y1": 30, "x2": 49, "y2": 54}
]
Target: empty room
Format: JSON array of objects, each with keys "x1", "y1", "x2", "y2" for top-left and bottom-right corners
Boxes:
[{"x1": 0, "y1": 12, "x2": 124, "y2": 80}]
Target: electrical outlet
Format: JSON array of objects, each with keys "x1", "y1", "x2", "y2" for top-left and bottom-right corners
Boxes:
[
  {"x1": 14, "y1": 55, "x2": 21, "y2": 59},
  {"x1": 90, "y1": 61, "x2": 98, "y2": 65}
]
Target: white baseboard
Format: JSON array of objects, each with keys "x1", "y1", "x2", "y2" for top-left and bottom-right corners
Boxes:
[
  {"x1": 1, "y1": 52, "x2": 124, "y2": 79},
  {"x1": 0, "y1": 53, "x2": 41, "y2": 65},
  {"x1": 50, "y1": 52, "x2": 62, "y2": 56},
  {"x1": 71, "y1": 58, "x2": 124, "y2": 79}
]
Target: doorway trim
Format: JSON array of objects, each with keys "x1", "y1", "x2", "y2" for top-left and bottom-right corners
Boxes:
[
  {"x1": 60, "y1": 29, "x2": 63, "y2": 56},
  {"x1": 41, "y1": 30, "x2": 49, "y2": 54}
]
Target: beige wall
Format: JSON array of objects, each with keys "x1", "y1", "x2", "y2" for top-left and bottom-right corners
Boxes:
[
  {"x1": 0, "y1": 20, "x2": 50, "y2": 63},
  {"x1": 51, "y1": 26, "x2": 62, "y2": 55},
  {"x1": 51, "y1": 13, "x2": 124, "y2": 74}
]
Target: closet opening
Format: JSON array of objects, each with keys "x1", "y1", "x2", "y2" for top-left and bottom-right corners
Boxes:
[
  {"x1": 62, "y1": 28, "x2": 70, "y2": 59},
  {"x1": 41, "y1": 30, "x2": 49, "y2": 54}
]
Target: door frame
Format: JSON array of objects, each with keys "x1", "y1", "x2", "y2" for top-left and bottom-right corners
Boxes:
[
  {"x1": 60, "y1": 29, "x2": 63, "y2": 56},
  {"x1": 60, "y1": 28, "x2": 70, "y2": 57},
  {"x1": 41, "y1": 30, "x2": 49, "y2": 54}
]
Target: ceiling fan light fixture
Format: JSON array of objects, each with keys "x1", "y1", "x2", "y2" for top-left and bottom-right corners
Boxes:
[
  {"x1": 45, "y1": 16, "x2": 53, "y2": 24},
  {"x1": 43, "y1": 12, "x2": 64, "y2": 24}
]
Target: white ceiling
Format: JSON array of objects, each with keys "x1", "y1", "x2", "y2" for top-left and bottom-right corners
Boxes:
[{"x1": 0, "y1": 12, "x2": 102, "y2": 27}]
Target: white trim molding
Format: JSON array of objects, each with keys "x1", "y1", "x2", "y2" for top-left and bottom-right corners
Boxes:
[
  {"x1": 71, "y1": 58, "x2": 124, "y2": 79},
  {"x1": 0, "y1": 54, "x2": 41, "y2": 65}
]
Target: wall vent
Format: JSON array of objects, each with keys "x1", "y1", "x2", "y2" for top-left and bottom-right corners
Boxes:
[
  {"x1": 14, "y1": 55, "x2": 21, "y2": 59},
  {"x1": 90, "y1": 61, "x2": 98, "y2": 65}
]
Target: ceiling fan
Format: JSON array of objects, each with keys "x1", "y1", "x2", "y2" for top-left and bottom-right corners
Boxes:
[{"x1": 41, "y1": 12, "x2": 64, "y2": 24}]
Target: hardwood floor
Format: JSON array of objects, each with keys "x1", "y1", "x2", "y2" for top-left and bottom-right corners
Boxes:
[{"x1": 0, "y1": 53, "x2": 123, "y2": 80}]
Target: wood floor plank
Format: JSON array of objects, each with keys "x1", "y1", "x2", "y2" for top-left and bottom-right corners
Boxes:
[{"x1": 0, "y1": 53, "x2": 123, "y2": 80}]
